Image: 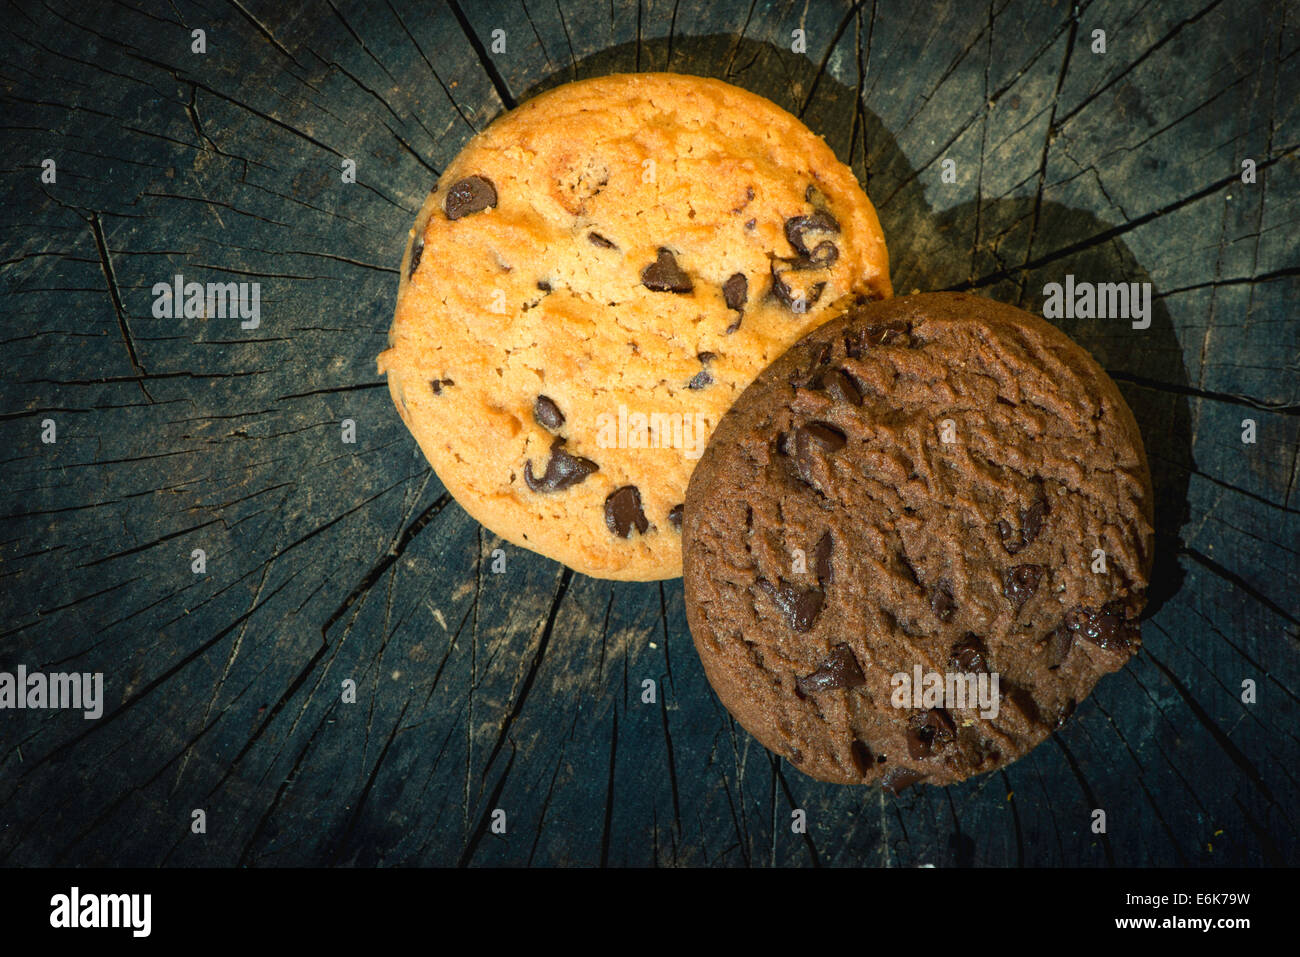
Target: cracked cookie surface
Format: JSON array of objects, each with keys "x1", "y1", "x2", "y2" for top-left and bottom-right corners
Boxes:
[
  {"x1": 377, "y1": 73, "x2": 890, "y2": 580},
  {"x1": 682, "y1": 293, "x2": 1153, "y2": 787}
]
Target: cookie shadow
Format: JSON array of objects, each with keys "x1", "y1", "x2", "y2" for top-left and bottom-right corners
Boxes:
[{"x1": 519, "y1": 34, "x2": 1191, "y2": 615}]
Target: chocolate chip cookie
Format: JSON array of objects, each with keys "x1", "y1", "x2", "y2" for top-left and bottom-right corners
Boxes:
[
  {"x1": 377, "y1": 73, "x2": 891, "y2": 580},
  {"x1": 682, "y1": 292, "x2": 1153, "y2": 788}
]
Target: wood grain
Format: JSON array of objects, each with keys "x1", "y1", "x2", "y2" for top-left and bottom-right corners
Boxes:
[{"x1": 0, "y1": 0, "x2": 1295, "y2": 866}]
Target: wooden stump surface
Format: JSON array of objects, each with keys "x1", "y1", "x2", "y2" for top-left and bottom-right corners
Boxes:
[{"x1": 1, "y1": 0, "x2": 1297, "y2": 866}]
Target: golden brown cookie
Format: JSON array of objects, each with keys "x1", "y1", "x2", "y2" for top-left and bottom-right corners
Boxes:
[
  {"x1": 377, "y1": 73, "x2": 890, "y2": 580},
  {"x1": 682, "y1": 293, "x2": 1153, "y2": 788}
]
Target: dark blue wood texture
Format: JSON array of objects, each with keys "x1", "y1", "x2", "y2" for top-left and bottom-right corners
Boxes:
[{"x1": 0, "y1": 0, "x2": 1296, "y2": 866}]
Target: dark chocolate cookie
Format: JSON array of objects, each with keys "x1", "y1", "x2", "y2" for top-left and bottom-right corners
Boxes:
[{"x1": 682, "y1": 293, "x2": 1154, "y2": 789}]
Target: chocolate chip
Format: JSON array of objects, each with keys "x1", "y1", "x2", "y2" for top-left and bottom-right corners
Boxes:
[
  {"x1": 930, "y1": 579, "x2": 956, "y2": 622},
  {"x1": 997, "y1": 490, "x2": 1050, "y2": 554},
  {"x1": 795, "y1": 423, "x2": 846, "y2": 463},
  {"x1": 806, "y1": 240, "x2": 839, "y2": 267},
  {"x1": 744, "y1": 218, "x2": 756, "y2": 230},
  {"x1": 789, "y1": 344, "x2": 834, "y2": 387},
  {"x1": 794, "y1": 423, "x2": 846, "y2": 488},
  {"x1": 408, "y1": 236, "x2": 424, "y2": 278},
  {"x1": 845, "y1": 320, "x2": 915, "y2": 357},
  {"x1": 689, "y1": 353, "x2": 716, "y2": 385},
  {"x1": 537, "y1": 280, "x2": 552, "y2": 291},
  {"x1": 1003, "y1": 684, "x2": 1046, "y2": 727},
  {"x1": 927, "y1": 709, "x2": 958, "y2": 739},
  {"x1": 882, "y1": 767, "x2": 925, "y2": 795},
  {"x1": 1003, "y1": 564, "x2": 1043, "y2": 610},
  {"x1": 605, "y1": 485, "x2": 649, "y2": 538},
  {"x1": 524, "y1": 439, "x2": 598, "y2": 493},
  {"x1": 430, "y1": 378, "x2": 454, "y2": 395},
  {"x1": 756, "y1": 578, "x2": 825, "y2": 633},
  {"x1": 784, "y1": 208, "x2": 841, "y2": 257},
  {"x1": 785, "y1": 421, "x2": 847, "y2": 488},
  {"x1": 533, "y1": 395, "x2": 564, "y2": 430},
  {"x1": 872, "y1": 321, "x2": 917, "y2": 346},
  {"x1": 587, "y1": 231, "x2": 617, "y2": 249},
  {"x1": 907, "y1": 709, "x2": 956, "y2": 759},
  {"x1": 771, "y1": 257, "x2": 826, "y2": 312},
  {"x1": 814, "y1": 531, "x2": 833, "y2": 583},
  {"x1": 723, "y1": 272, "x2": 748, "y2": 311},
  {"x1": 994, "y1": 520, "x2": 1016, "y2": 552},
  {"x1": 667, "y1": 503, "x2": 683, "y2": 531},
  {"x1": 1024, "y1": 494, "x2": 1045, "y2": 538},
  {"x1": 1065, "y1": 601, "x2": 1137, "y2": 652},
  {"x1": 850, "y1": 740, "x2": 873, "y2": 776},
  {"x1": 444, "y1": 175, "x2": 497, "y2": 219},
  {"x1": 820, "y1": 369, "x2": 862, "y2": 406},
  {"x1": 950, "y1": 635, "x2": 989, "y2": 673},
  {"x1": 796, "y1": 422, "x2": 846, "y2": 453},
  {"x1": 795, "y1": 644, "x2": 865, "y2": 696},
  {"x1": 793, "y1": 281, "x2": 826, "y2": 311},
  {"x1": 731, "y1": 186, "x2": 755, "y2": 214},
  {"x1": 640, "y1": 248, "x2": 693, "y2": 293}
]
